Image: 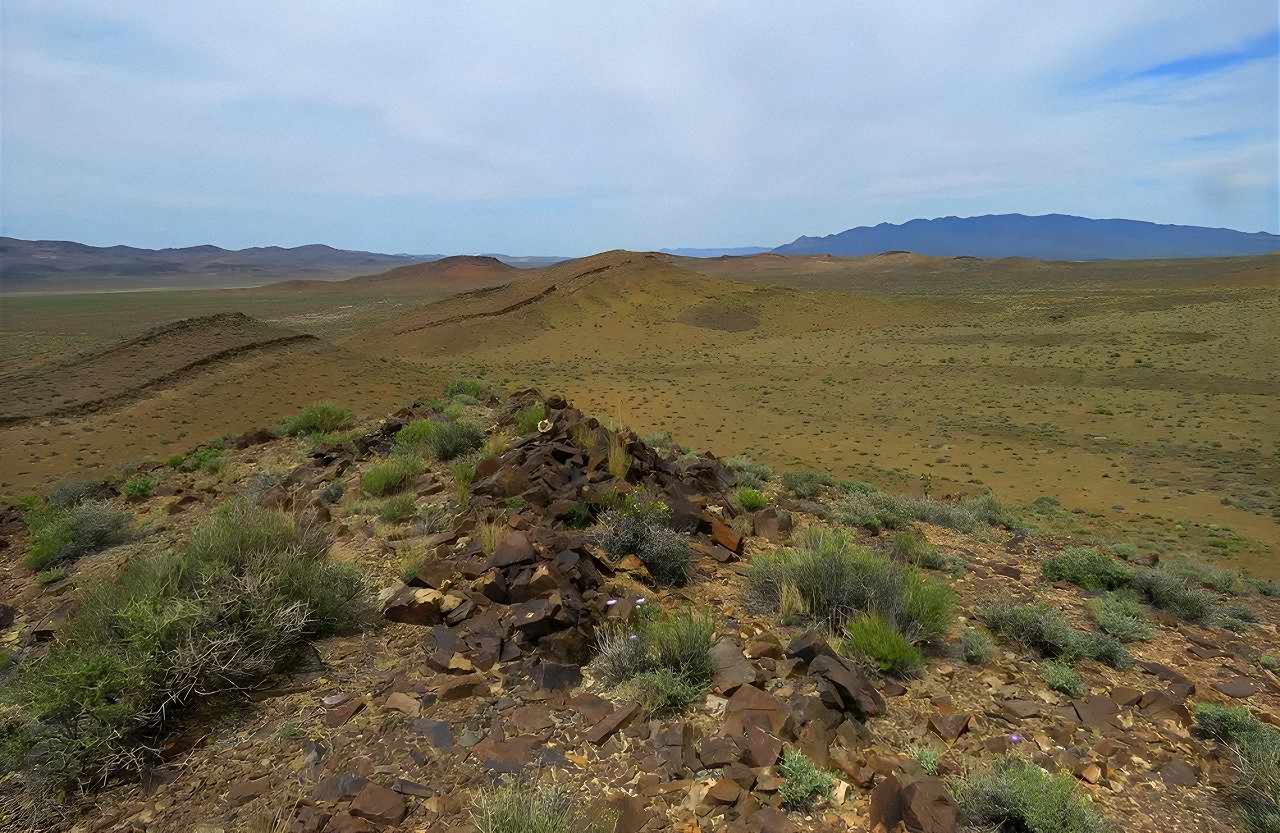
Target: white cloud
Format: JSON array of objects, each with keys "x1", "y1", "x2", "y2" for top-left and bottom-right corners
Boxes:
[{"x1": 2, "y1": 0, "x2": 1276, "y2": 252}]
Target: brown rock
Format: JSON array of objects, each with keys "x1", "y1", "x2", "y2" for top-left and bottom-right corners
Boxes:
[
  {"x1": 226, "y1": 776, "x2": 270, "y2": 806},
  {"x1": 350, "y1": 782, "x2": 406, "y2": 825},
  {"x1": 903, "y1": 777, "x2": 958, "y2": 833},
  {"x1": 737, "y1": 724, "x2": 782, "y2": 768},
  {"x1": 1072, "y1": 696, "x2": 1122, "y2": 731},
  {"x1": 710, "y1": 517, "x2": 743, "y2": 554},
  {"x1": 324, "y1": 700, "x2": 365, "y2": 728},
  {"x1": 928, "y1": 713, "x2": 971, "y2": 742},
  {"x1": 324, "y1": 812, "x2": 375, "y2": 833},
  {"x1": 725, "y1": 684, "x2": 791, "y2": 736},
  {"x1": 438, "y1": 673, "x2": 488, "y2": 700},
  {"x1": 1214, "y1": 676, "x2": 1262, "y2": 699},
  {"x1": 379, "y1": 583, "x2": 445, "y2": 625},
  {"x1": 586, "y1": 702, "x2": 640, "y2": 745},
  {"x1": 810, "y1": 655, "x2": 885, "y2": 718},
  {"x1": 384, "y1": 691, "x2": 421, "y2": 716},
  {"x1": 705, "y1": 778, "x2": 742, "y2": 805},
  {"x1": 1159, "y1": 760, "x2": 1199, "y2": 787},
  {"x1": 752, "y1": 507, "x2": 793, "y2": 543}
]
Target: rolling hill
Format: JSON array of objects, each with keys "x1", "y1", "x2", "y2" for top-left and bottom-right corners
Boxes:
[{"x1": 773, "y1": 213, "x2": 1280, "y2": 259}]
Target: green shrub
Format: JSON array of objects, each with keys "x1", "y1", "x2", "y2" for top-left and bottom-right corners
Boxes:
[
  {"x1": 1088, "y1": 593, "x2": 1153, "y2": 642},
  {"x1": 1262, "y1": 655, "x2": 1280, "y2": 673},
  {"x1": 180, "y1": 446, "x2": 224, "y2": 473},
  {"x1": 451, "y1": 459, "x2": 477, "y2": 502},
  {"x1": 278, "y1": 402, "x2": 352, "y2": 436},
  {"x1": 319, "y1": 481, "x2": 345, "y2": 504},
  {"x1": 35, "y1": 567, "x2": 68, "y2": 586},
  {"x1": 1217, "y1": 601, "x2": 1260, "y2": 631},
  {"x1": 514, "y1": 402, "x2": 546, "y2": 435},
  {"x1": 735, "y1": 487, "x2": 767, "y2": 511},
  {"x1": 378, "y1": 494, "x2": 418, "y2": 523},
  {"x1": 48, "y1": 479, "x2": 111, "y2": 509},
  {"x1": 25, "y1": 501, "x2": 133, "y2": 571},
  {"x1": 979, "y1": 601, "x2": 1129, "y2": 668},
  {"x1": 777, "y1": 748, "x2": 835, "y2": 809},
  {"x1": 642, "y1": 431, "x2": 675, "y2": 454},
  {"x1": 1193, "y1": 704, "x2": 1280, "y2": 833},
  {"x1": 563, "y1": 502, "x2": 593, "y2": 529},
  {"x1": 309, "y1": 429, "x2": 361, "y2": 452},
  {"x1": 950, "y1": 755, "x2": 1112, "y2": 833},
  {"x1": 908, "y1": 744, "x2": 941, "y2": 775},
  {"x1": 395, "y1": 419, "x2": 485, "y2": 461},
  {"x1": 726, "y1": 456, "x2": 773, "y2": 489},
  {"x1": 1041, "y1": 547, "x2": 1134, "y2": 590},
  {"x1": 1107, "y1": 543, "x2": 1138, "y2": 561},
  {"x1": 961, "y1": 627, "x2": 995, "y2": 665},
  {"x1": 748, "y1": 526, "x2": 953, "y2": 641},
  {"x1": 1130, "y1": 569, "x2": 1217, "y2": 623},
  {"x1": 598, "y1": 511, "x2": 690, "y2": 586},
  {"x1": 783, "y1": 470, "x2": 833, "y2": 499},
  {"x1": 471, "y1": 779, "x2": 614, "y2": 833},
  {"x1": 1041, "y1": 661, "x2": 1085, "y2": 697},
  {"x1": 1164, "y1": 558, "x2": 1247, "y2": 595},
  {"x1": 2, "y1": 501, "x2": 368, "y2": 795},
  {"x1": 443, "y1": 378, "x2": 492, "y2": 400},
  {"x1": 844, "y1": 613, "x2": 923, "y2": 677},
  {"x1": 360, "y1": 456, "x2": 424, "y2": 497},
  {"x1": 836, "y1": 489, "x2": 1017, "y2": 534},
  {"x1": 591, "y1": 608, "x2": 713, "y2": 716},
  {"x1": 122, "y1": 475, "x2": 156, "y2": 501},
  {"x1": 887, "y1": 528, "x2": 944, "y2": 569}
]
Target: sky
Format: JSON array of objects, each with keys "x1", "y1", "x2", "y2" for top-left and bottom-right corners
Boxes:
[{"x1": 2, "y1": 2, "x2": 1277, "y2": 255}]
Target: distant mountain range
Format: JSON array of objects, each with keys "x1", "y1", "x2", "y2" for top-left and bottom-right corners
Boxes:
[
  {"x1": 0, "y1": 238, "x2": 565, "y2": 291},
  {"x1": 660, "y1": 246, "x2": 772, "y2": 258},
  {"x1": 773, "y1": 214, "x2": 1280, "y2": 260}
]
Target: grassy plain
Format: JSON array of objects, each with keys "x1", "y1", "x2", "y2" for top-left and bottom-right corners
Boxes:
[{"x1": 2, "y1": 251, "x2": 1276, "y2": 575}]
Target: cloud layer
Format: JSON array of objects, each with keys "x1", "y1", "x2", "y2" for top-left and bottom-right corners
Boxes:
[{"x1": 2, "y1": 1, "x2": 1276, "y2": 253}]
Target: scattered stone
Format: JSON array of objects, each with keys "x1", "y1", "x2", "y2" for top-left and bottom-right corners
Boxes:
[
  {"x1": 1214, "y1": 676, "x2": 1262, "y2": 699},
  {"x1": 586, "y1": 702, "x2": 640, "y2": 745}
]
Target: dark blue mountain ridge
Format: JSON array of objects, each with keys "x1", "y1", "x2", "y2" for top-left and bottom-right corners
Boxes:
[{"x1": 773, "y1": 213, "x2": 1280, "y2": 260}]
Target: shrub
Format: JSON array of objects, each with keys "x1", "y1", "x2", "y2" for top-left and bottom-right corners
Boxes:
[
  {"x1": 2, "y1": 501, "x2": 368, "y2": 794},
  {"x1": 443, "y1": 378, "x2": 491, "y2": 400},
  {"x1": 378, "y1": 494, "x2": 417, "y2": 523},
  {"x1": 48, "y1": 479, "x2": 111, "y2": 509},
  {"x1": 360, "y1": 456, "x2": 424, "y2": 497},
  {"x1": 907, "y1": 744, "x2": 941, "y2": 775},
  {"x1": 1164, "y1": 558, "x2": 1247, "y2": 596},
  {"x1": 1193, "y1": 704, "x2": 1280, "y2": 833},
  {"x1": 888, "y1": 528, "x2": 945, "y2": 569},
  {"x1": 563, "y1": 502, "x2": 593, "y2": 529},
  {"x1": 961, "y1": 627, "x2": 995, "y2": 665},
  {"x1": 598, "y1": 511, "x2": 690, "y2": 586},
  {"x1": 777, "y1": 749, "x2": 835, "y2": 809},
  {"x1": 451, "y1": 459, "x2": 477, "y2": 502},
  {"x1": 1130, "y1": 570, "x2": 1217, "y2": 624},
  {"x1": 1217, "y1": 601, "x2": 1260, "y2": 631},
  {"x1": 642, "y1": 431, "x2": 675, "y2": 454},
  {"x1": 395, "y1": 419, "x2": 484, "y2": 462},
  {"x1": 591, "y1": 608, "x2": 713, "y2": 716},
  {"x1": 514, "y1": 402, "x2": 546, "y2": 435},
  {"x1": 123, "y1": 475, "x2": 156, "y2": 501},
  {"x1": 726, "y1": 456, "x2": 773, "y2": 489},
  {"x1": 844, "y1": 613, "x2": 923, "y2": 677},
  {"x1": 25, "y1": 501, "x2": 133, "y2": 571},
  {"x1": 181, "y1": 447, "x2": 224, "y2": 473},
  {"x1": 836, "y1": 489, "x2": 1017, "y2": 534},
  {"x1": 35, "y1": 567, "x2": 68, "y2": 586},
  {"x1": 783, "y1": 470, "x2": 833, "y2": 499},
  {"x1": 483, "y1": 431, "x2": 512, "y2": 459},
  {"x1": 979, "y1": 601, "x2": 1129, "y2": 668},
  {"x1": 1041, "y1": 661, "x2": 1085, "y2": 697},
  {"x1": 309, "y1": 429, "x2": 361, "y2": 452},
  {"x1": 748, "y1": 526, "x2": 953, "y2": 641},
  {"x1": 735, "y1": 487, "x2": 767, "y2": 512},
  {"x1": 471, "y1": 779, "x2": 613, "y2": 833},
  {"x1": 1088, "y1": 594, "x2": 1153, "y2": 642},
  {"x1": 319, "y1": 481, "x2": 345, "y2": 504},
  {"x1": 1041, "y1": 547, "x2": 1134, "y2": 591},
  {"x1": 1261, "y1": 655, "x2": 1280, "y2": 673},
  {"x1": 278, "y1": 402, "x2": 352, "y2": 436},
  {"x1": 950, "y1": 755, "x2": 1112, "y2": 833},
  {"x1": 607, "y1": 432, "x2": 631, "y2": 480}
]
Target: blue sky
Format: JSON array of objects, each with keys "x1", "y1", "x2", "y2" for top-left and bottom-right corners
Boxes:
[{"x1": 2, "y1": 2, "x2": 1276, "y2": 254}]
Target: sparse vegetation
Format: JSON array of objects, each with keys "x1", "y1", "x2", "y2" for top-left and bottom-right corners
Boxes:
[
  {"x1": 836, "y1": 488, "x2": 1017, "y2": 534},
  {"x1": 471, "y1": 778, "x2": 613, "y2": 833},
  {"x1": 378, "y1": 493, "x2": 418, "y2": 523},
  {"x1": 777, "y1": 748, "x2": 835, "y2": 809},
  {"x1": 907, "y1": 744, "x2": 941, "y2": 775},
  {"x1": 979, "y1": 601, "x2": 1129, "y2": 668},
  {"x1": 726, "y1": 456, "x2": 773, "y2": 489},
  {"x1": 950, "y1": 754, "x2": 1112, "y2": 833},
  {"x1": 24, "y1": 500, "x2": 133, "y2": 571},
  {"x1": 395, "y1": 418, "x2": 485, "y2": 461},
  {"x1": 180, "y1": 446, "x2": 224, "y2": 474},
  {"x1": 2, "y1": 500, "x2": 368, "y2": 794},
  {"x1": 514, "y1": 401, "x2": 546, "y2": 435},
  {"x1": 34, "y1": 567, "x2": 68, "y2": 586},
  {"x1": 887, "y1": 528, "x2": 944, "y2": 569},
  {"x1": 1041, "y1": 547, "x2": 1134, "y2": 590},
  {"x1": 278, "y1": 402, "x2": 352, "y2": 436},
  {"x1": 607, "y1": 432, "x2": 631, "y2": 480},
  {"x1": 451, "y1": 458, "x2": 477, "y2": 502},
  {"x1": 443, "y1": 378, "x2": 492, "y2": 401},
  {"x1": 1193, "y1": 703, "x2": 1280, "y2": 833},
  {"x1": 735, "y1": 487, "x2": 767, "y2": 511},
  {"x1": 961, "y1": 626, "x2": 995, "y2": 665},
  {"x1": 1040, "y1": 660, "x2": 1085, "y2": 697},
  {"x1": 598, "y1": 507, "x2": 690, "y2": 586},
  {"x1": 1088, "y1": 593, "x2": 1153, "y2": 642},
  {"x1": 844, "y1": 612, "x2": 923, "y2": 677},
  {"x1": 47, "y1": 479, "x2": 111, "y2": 510},
  {"x1": 1129, "y1": 569, "x2": 1217, "y2": 624},
  {"x1": 592, "y1": 607, "x2": 714, "y2": 717},
  {"x1": 783, "y1": 469, "x2": 833, "y2": 499},
  {"x1": 360, "y1": 455, "x2": 424, "y2": 497},
  {"x1": 123, "y1": 475, "x2": 156, "y2": 501}
]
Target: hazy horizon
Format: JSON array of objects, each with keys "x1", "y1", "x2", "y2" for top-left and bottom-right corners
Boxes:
[{"x1": 3, "y1": 3, "x2": 1277, "y2": 255}]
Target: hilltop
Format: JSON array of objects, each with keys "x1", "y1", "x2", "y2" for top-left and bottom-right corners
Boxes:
[{"x1": 1, "y1": 386, "x2": 1277, "y2": 833}]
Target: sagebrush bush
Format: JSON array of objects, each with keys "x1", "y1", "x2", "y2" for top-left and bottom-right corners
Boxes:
[
  {"x1": 1130, "y1": 569, "x2": 1217, "y2": 624},
  {"x1": 514, "y1": 402, "x2": 546, "y2": 435},
  {"x1": 471, "y1": 780, "x2": 613, "y2": 833},
  {"x1": 748, "y1": 526, "x2": 953, "y2": 642},
  {"x1": 1041, "y1": 547, "x2": 1134, "y2": 590},
  {"x1": 395, "y1": 419, "x2": 485, "y2": 461},
  {"x1": 360, "y1": 455, "x2": 424, "y2": 497},
  {"x1": 961, "y1": 627, "x2": 995, "y2": 665},
  {"x1": 844, "y1": 613, "x2": 923, "y2": 677},
  {"x1": 1088, "y1": 593, "x2": 1153, "y2": 642},
  {"x1": 908, "y1": 744, "x2": 941, "y2": 775},
  {"x1": 278, "y1": 402, "x2": 352, "y2": 436},
  {"x1": 950, "y1": 755, "x2": 1112, "y2": 833},
  {"x1": 1217, "y1": 601, "x2": 1260, "y2": 632},
  {"x1": 887, "y1": 528, "x2": 944, "y2": 569},
  {"x1": 979, "y1": 601, "x2": 1129, "y2": 668},
  {"x1": 443, "y1": 378, "x2": 492, "y2": 400},
  {"x1": 2, "y1": 501, "x2": 368, "y2": 795},
  {"x1": 598, "y1": 509, "x2": 690, "y2": 586},
  {"x1": 837, "y1": 489, "x2": 1017, "y2": 534},
  {"x1": 378, "y1": 494, "x2": 418, "y2": 523},
  {"x1": 1041, "y1": 661, "x2": 1085, "y2": 697},
  {"x1": 180, "y1": 447, "x2": 224, "y2": 473},
  {"x1": 25, "y1": 500, "x2": 133, "y2": 571},
  {"x1": 783, "y1": 470, "x2": 834, "y2": 499},
  {"x1": 1164, "y1": 557, "x2": 1247, "y2": 596},
  {"x1": 591, "y1": 608, "x2": 714, "y2": 716},
  {"x1": 735, "y1": 487, "x2": 767, "y2": 511},
  {"x1": 778, "y1": 749, "x2": 835, "y2": 809},
  {"x1": 726, "y1": 456, "x2": 773, "y2": 489},
  {"x1": 1193, "y1": 704, "x2": 1280, "y2": 833},
  {"x1": 48, "y1": 479, "x2": 111, "y2": 509},
  {"x1": 123, "y1": 475, "x2": 156, "y2": 501}
]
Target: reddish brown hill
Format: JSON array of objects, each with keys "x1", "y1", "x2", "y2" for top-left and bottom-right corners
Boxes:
[{"x1": 267, "y1": 255, "x2": 517, "y2": 295}]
